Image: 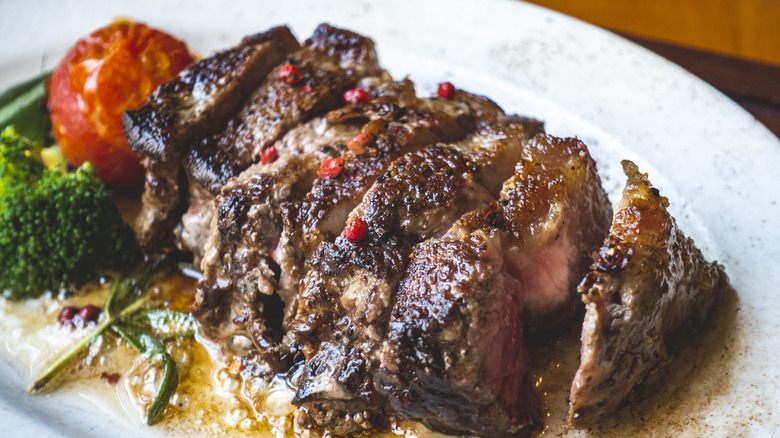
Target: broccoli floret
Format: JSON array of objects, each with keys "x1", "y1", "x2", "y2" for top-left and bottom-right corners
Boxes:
[
  {"x1": 0, "y1": 127, "x2": 140, "y2": 300},
  {"x1": 0, "y1": 127, "x2": 44, "y2": 191}
]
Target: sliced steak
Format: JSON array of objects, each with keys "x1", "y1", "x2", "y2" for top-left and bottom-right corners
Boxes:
[
  {"x1": 277, "y1": 87, "x2": 507, "y2": 303},
  {"x1": 375, "y1": 134, "x2": 611, "y2": 437},
  {"x1": 567, "y1": 160, "x2": 728, "y2": 427},
  {"x1": 379, "y1": 229, "x2": 531, "y2": 437},
  {"x1": 191, "y1": 80, "x2": 492, "y2": 376},
  {"x1": 125, "y1": 26, "x2": 300, "y2": 251},
  {"x1": 291, "y1": 118, "x2": 541, "y2": 436},
  {"x1": 186, "y1": 24, "x2": 385, "y2": 194}
]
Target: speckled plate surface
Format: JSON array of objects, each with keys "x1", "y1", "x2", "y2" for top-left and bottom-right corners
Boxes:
[{"x1": 1, "y1": 0, "x2": 779, "y2": 437}]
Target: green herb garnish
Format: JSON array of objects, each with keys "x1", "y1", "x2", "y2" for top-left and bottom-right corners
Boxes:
[
  {"x1": 30, "y1": 255, "x2": 199, "y2": 425},
  {"x1": 0, "y1": 71, "x2": 52, "y2": 148}
]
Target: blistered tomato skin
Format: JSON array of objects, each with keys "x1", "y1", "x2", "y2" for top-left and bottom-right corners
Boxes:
[{"x1": 48, "y1": 21, "x2": 195, "y2": 186}]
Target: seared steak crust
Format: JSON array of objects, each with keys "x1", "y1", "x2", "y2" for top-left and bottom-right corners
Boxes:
[
  {"x1": 125, "y1": 26, "x2": 300, "y2": 251},
  {"x1": 376, "y1": 134, "x2": 611, "y2": 436},
  {"x1": 567, "y1": 160, "x2": 727, "y2": 426},
  {"x1": 124, "y1": 26, "x2": 300, "y2": 161},
  {"x1": 378, "y1": 233, "x2": 531, "y2": 437}
]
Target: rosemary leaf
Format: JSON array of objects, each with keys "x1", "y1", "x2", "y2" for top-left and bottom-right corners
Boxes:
[
  {"x1": 147, "y1": 345, "x2": 178, "y2": 426},
  {"x1": 0, "y1": 71, "x2": 52, "y2": 147},
  {"x1": 113, "y1": 325, "x2": 179, "y2": 425}
]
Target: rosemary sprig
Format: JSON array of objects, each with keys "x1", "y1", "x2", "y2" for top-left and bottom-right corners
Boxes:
[{"x1": 29, "y1": 255, "x2": 199, "y2": 426}]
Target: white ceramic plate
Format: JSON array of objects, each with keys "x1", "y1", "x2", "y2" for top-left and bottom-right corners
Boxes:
[{"x1": 1, "y1": 0, "x2": 779, "y2": 436}]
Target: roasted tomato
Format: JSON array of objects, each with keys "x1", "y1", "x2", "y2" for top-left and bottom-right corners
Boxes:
[{"x1": 48, "y1": 20, "x2": 195, "y2": 186}]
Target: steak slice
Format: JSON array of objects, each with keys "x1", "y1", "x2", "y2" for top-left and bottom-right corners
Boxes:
[
  {"x1": 124, "y1": 27, "x2": 300, "y2": 161},
  {"x1": 291, "y1": 118, "x2": 541, "y2": 436},
  {"x1": 501, "y1": 135, "x2": 613, "y2": 340},
  {"x1": 380, "y1": 228, "x2": 531, "y2": 437},
  {"x1": 186, "y1": 24, "x2": 384, "y2": 195},
  {"x1": 125, "y1": 26, "x2": 300, "y2": 251},
  {"x1": 375, "y1": 134, "x2": 611, "y2": 437},
  {"x1": 567, "y1": 160, "x2": 728, "y2": 427}
]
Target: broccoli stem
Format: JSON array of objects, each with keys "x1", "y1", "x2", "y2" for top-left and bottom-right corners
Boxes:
[{"x1": 29, "y1": 296, "x2": 150, "y2": 393}]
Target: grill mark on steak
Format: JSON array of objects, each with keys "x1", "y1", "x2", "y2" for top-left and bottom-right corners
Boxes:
[
  {"x1": 290, "y1": 118, "x2": 541, "y2": 436},
  {"x1": 375, "y1": 134, "x2": 611, "y2": 437},
  {"x1": 567, "y1": 160, "x2": 727, "y2": 427},
  {"x1": 125, "y1": 26, "x2": 300, "y2": 252},
  {"x1": 186, "y1": 24, "x2": 385, "y2": 195}
]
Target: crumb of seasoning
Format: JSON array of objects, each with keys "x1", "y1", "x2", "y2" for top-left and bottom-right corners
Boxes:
[{"x1": 101, "y1": 372, "x2": 121, "y2": 385}]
